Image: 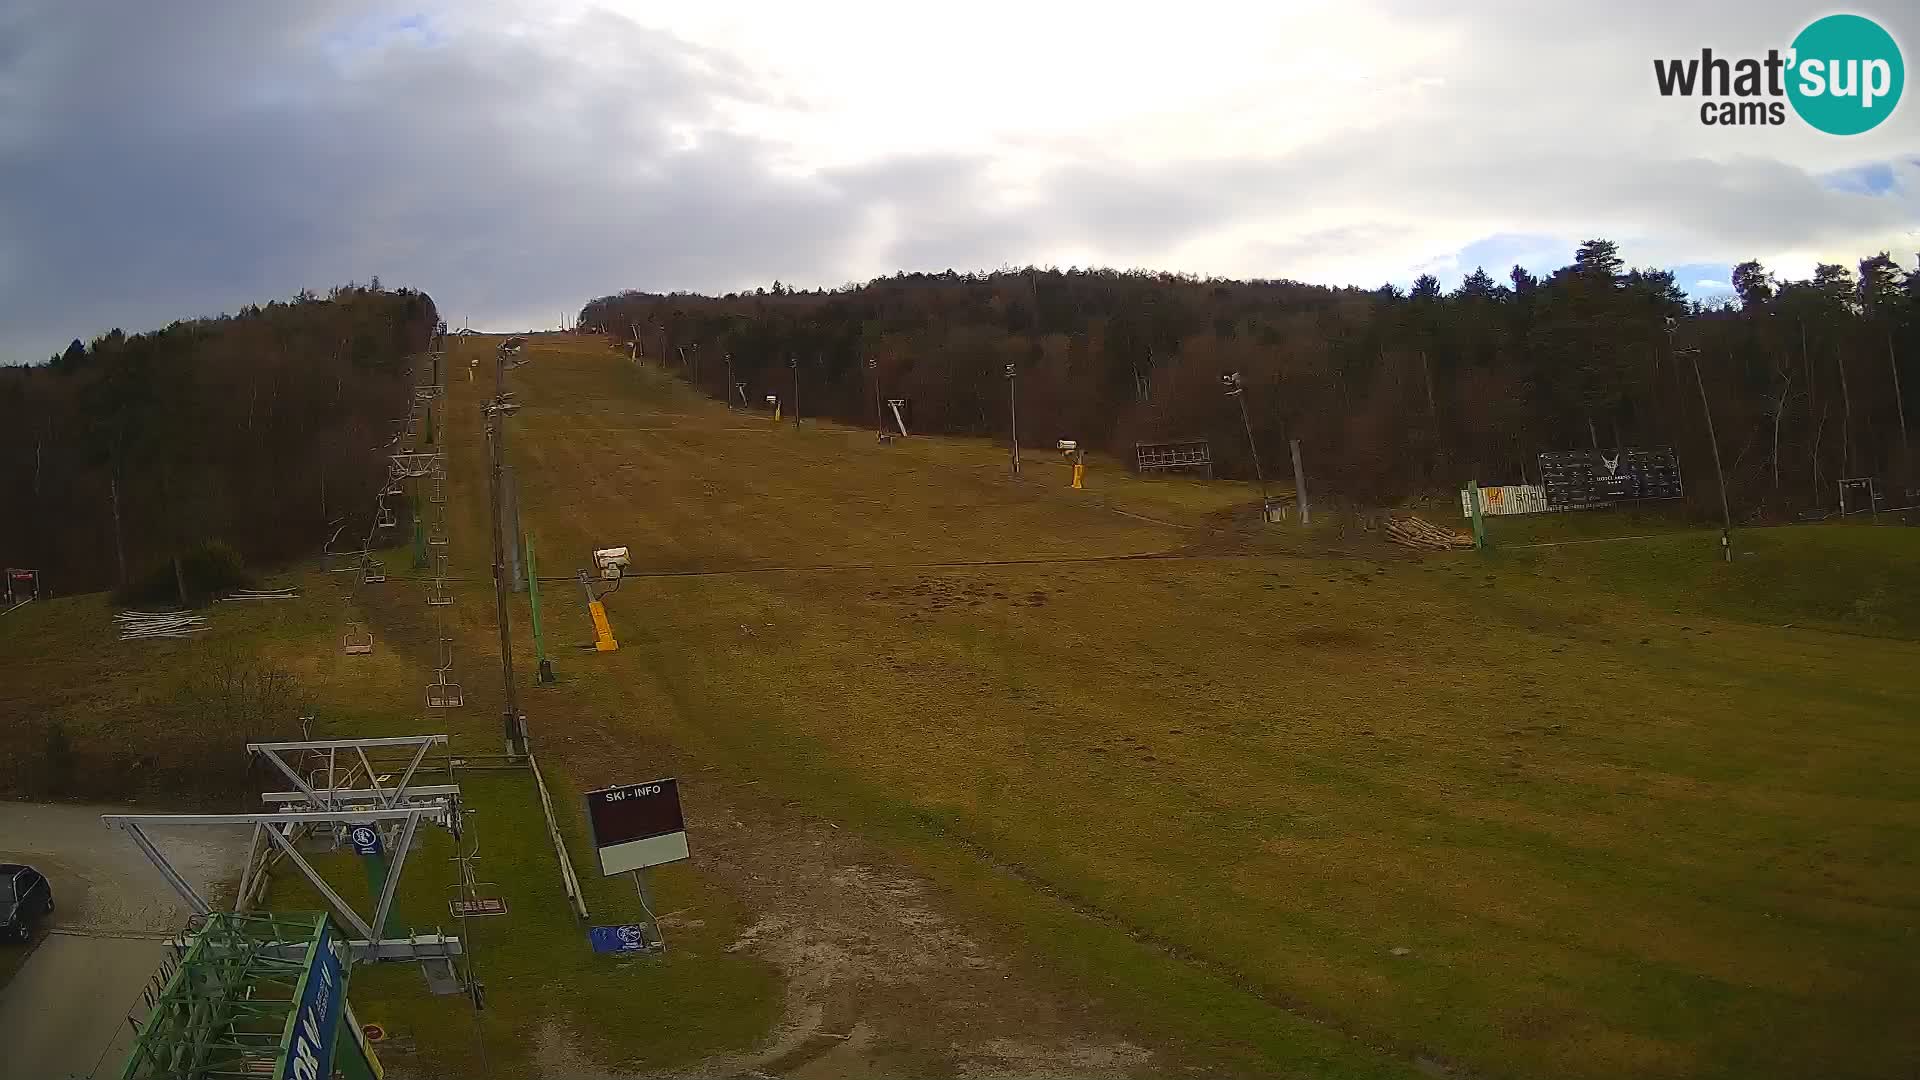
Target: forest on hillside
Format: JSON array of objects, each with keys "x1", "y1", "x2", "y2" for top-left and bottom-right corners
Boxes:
[
  {"x1": 580, "y1": 242, "x2": 1920, "y2": 521},
  {"x1": 0, "y1": 286, "x2": 440, "y2": 598}
]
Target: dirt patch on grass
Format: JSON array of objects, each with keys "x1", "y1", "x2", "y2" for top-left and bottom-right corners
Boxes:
[
  {"x1": 527, "y1": 792, "x2": 1158, "y2": 1079},
  {"x1": 1294, "y1": 624, "x2": 1377, "y2": 649}
]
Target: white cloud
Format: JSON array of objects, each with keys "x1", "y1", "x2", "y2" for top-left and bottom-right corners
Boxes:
[{"x1": 2, "y1": 0, "x2": 1917, "y2": 357}]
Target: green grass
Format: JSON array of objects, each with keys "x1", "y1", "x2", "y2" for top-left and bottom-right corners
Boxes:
[
  {"x1": 483, "y1": 339, "x2": 1920, "y2": 1080},
  {"x1": 1491, "y1": 517, "x2": 1920, "y2": 638},
  {"x1": 261, "y1": 770, "x2": 778, "y2": 1077}
]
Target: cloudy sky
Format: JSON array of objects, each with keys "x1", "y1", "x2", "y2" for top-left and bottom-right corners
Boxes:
[{"x1": 2, "y1": 1, "x2": 1917, "y2": 361}]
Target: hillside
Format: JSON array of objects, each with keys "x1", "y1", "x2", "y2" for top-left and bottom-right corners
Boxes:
[
  {"x1": 581, "y1": 249, "x2": 1920, "y2": 523},
  {"x1": 0, "y1": 286, "x2": 439, "y2": 598},
  {"x1": 7, "y1": 333, "x2": 1917, "y2": 1079}
]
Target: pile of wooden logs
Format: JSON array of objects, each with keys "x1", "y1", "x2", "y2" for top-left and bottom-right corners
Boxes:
[{"x1": 1385, "y1": 514, "x2": 1474, "y2": 551}]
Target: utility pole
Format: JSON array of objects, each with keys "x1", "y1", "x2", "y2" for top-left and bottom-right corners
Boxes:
[
  {"x1": 484, "y1": 346, "x2": 529, "y2": 758},
  {"x1": 1005, "y1": 362, "x2": 1022, "y2": 476},
  {"x1": 724, "y1": 353, "x2": 736, "y2": 409},
  {"x1": 1223, "y1": 371, "x2": 1269, "y2": 522},
  {"x1": 1289, "y1": 438, "x2": 1310, "y2": 526},
  {"x1": 789, "y1": 356, "x2": 801, "y2": 428},
  {"x1": 1672, "y1": 321, "x2": 1732, "y2": 563},
  {"x1": 869, "y1": 357, "x2": 884, "y2": 439}
]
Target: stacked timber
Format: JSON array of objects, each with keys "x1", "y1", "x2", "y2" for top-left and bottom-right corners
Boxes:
[
  {"x1": 117, "y1": 610, "x2": 208, "y2": 640},
  {"x1": 1385, "y1": 514, "x2": 1474, "y2": 551}
]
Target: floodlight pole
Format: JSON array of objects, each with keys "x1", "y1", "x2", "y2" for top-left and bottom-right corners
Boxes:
[
  {"x1": 724, "y1": 353, "x2": 736, "y2": 410},
  {"x1": 1684, "y1": 342, "x2": 1734, "y2": 563},
  {"x1": 484, "y1": 351, "x2": 529, "y2": 759},
  {"x1": 1224, "y1": 373, "x2": 1269, "y2": 522},
  {"x1": 1005, "y1": 363, "x2": 1022, "y2": 476},
  {"x1": 869, "y1": 357, "x2": 883, "y2": 438}
]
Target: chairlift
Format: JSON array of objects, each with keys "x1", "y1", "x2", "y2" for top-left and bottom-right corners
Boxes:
[
  {"x1": 431, "y1": 479, "x2": 447, "y2": 505},
  {"x1": 361, "y1": 557, "x2": 386, "y2": 585},
  {"x1": 343, "y1": 622, "x2": 374, "y2": 655},
  {"x1": 375, "y1": 503, "x2": 398, "y2": 529}
]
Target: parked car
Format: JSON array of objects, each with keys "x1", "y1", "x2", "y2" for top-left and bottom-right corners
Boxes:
[{"x1": 0, "y1": 863, "x2": 54, "y2": 942}]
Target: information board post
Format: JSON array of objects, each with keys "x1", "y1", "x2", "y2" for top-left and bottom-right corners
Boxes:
[
  {"x1": 631, "y1": 869, "x2": 660, "y2": 945},
  {"x1": 1466, "y1": 480, "x2": 1486, "y2": 549},
  {"x1": 586, "y1": 779, "x2": 691, "y2": 956}
]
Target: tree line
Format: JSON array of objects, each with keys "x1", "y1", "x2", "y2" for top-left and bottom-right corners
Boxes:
[
  {"x1": 580, "y1": 241, "x2": 1920, "y2": 520},
  {"x1": 0, "y1": 284, "x2": 440, "y2": 597}
]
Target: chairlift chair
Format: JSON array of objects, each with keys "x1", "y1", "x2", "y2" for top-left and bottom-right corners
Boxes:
[
  {"x1": 426, "y1": 639, "x2": 464, "y2": 708},
  {"x1": 431, "y1": 479, "x2": 447, "y2": 505},
  {"x1": 322, "y1": 522, "x2": 359, "y2": 574},
  {"x1": 375, "y1": 502, "x2": 398, "y2": 529},
  {"x1": 361, "y1": 557, "x2": 386, "y2": 585},
  {"x1": 343, "y1": 622, "x2": 374, "y2": 655},
  {"x1": 428, "y1": 559, "x2": 453, "y2": 606}
]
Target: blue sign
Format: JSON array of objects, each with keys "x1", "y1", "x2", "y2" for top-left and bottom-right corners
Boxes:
[
  {"x1": 589, "y1": 924, "x2": 656, "y2": 954},
  {"x1": 348, "y1": 825, "x2": 383, "y2": 856},
  {"x1": 279, "y1": 923, "x2": 344, "y2": 1080}
]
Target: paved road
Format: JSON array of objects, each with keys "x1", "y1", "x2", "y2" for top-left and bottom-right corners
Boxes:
[{"x1": 0, "y1": 800, "x2": 246, "y2": 1080}]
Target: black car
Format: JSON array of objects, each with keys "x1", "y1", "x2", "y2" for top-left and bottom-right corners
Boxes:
[{"x1": 0, "y1": 864, "x2": 54, "y2": 942}]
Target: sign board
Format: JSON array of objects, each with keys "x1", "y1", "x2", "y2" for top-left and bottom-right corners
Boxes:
[
  {"x1": 1460, "y1": 484, "x2": 1550, "y2": 518},
  {"x1": 449, "y1": 897, "x2": 509, "y2": 918},
  {"x1": 1538, "y1": 448, "x2": 1683, "y2": 510},
  {"x1": 1134, "y1": 439, "x2": 1212, "y2": 476},
  {"x1": 348, "y1": 824, "x2": 383, "y2": 857},
  {"x1": 589, "y1": 923, "x2": 660, "y2": 953},
  {"x1": 584, "y1": 779, "x2": 689, "y2": 876},
  {"x1": 277, "y1": 922, "x2": 345, "y2": 1080}
]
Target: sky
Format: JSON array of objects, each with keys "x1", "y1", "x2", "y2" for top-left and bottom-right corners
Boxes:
[{"x1": 2, "y1": 0, "x2": 1917, "y2": 361}]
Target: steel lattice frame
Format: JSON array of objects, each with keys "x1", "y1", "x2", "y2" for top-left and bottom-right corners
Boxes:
[{"x1": 119, "y1": 911, "x2": 337, "y2": 1080}]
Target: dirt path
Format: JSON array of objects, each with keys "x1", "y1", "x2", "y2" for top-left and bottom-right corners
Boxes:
[{"x1": 530, "y1": 792, "x2": 1155, "y2": 1079}]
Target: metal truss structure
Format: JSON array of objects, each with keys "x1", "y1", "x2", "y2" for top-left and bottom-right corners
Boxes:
[
  {"x1": 117, "y1": 911, "x2": 341, "y2": 1080},
  {"x1": 104, "y1": 737, "x2": 466, "y2": 963}
]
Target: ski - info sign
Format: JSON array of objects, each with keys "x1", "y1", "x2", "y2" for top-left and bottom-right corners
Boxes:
[{"x1": 585, "y1": 779, "x2": 689, "y2": 876}]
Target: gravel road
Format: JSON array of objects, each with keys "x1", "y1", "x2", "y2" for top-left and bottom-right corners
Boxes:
[{"x1": 0, "y1": 800, "x2": 247, "y2": 1079}]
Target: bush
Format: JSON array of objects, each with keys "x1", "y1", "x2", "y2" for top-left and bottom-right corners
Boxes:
[
  {"x1": 112, "y1": 540, "x2": 252, "y2": 608},
  {"x1": 0, "y1": 655, "x2": 302, "y2": 806}
]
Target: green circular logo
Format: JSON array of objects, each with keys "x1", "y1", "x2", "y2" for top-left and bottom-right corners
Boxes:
[{"x1": 1788, "y1": 14, "x2": 1904, "y2": 135}]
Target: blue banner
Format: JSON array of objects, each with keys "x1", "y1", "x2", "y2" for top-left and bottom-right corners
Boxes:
[
  {"x1": 589, "y1": 924, "x2": 655, "y2": 954},
  {"x1": 347, "y1": 824, "x2": 383, "y2": 856},
  {"x1": 280, "y1": 922, "x2": 345, "y2": 1080}
]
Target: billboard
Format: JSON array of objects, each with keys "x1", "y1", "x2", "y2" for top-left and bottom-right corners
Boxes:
[
  {"x1": 1538, "y1": 448, "x2": 1683, "y2": 510},
  {"x1": 585, "y1": 779, "x2": 689, "y2": 876},
  {"x1": 278, "y1": 922, "x2": 345, "y2": 1080}
]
